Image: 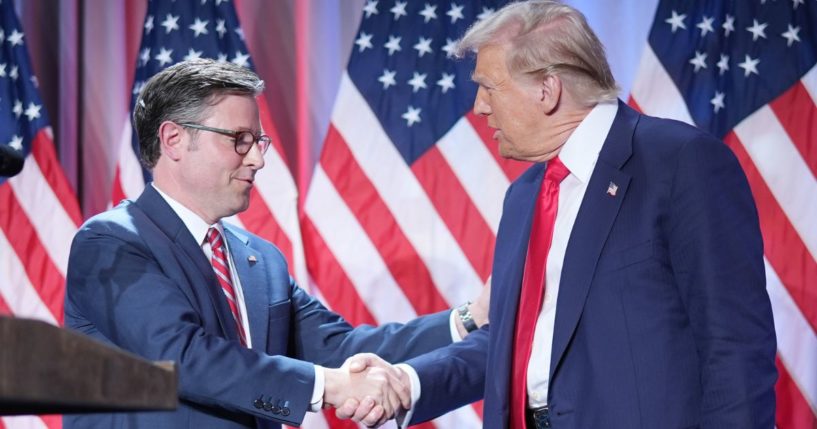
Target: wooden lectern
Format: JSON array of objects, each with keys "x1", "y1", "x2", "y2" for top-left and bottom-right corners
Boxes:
[{"x1": 0, "y1": 316, "x2": 177, "y2": 415}]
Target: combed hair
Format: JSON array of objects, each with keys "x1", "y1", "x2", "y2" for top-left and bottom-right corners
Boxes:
[
  {"x1": 132, "y1": 58, "x2": 265, "y2": 169},
  {"x1": 455, "y1": 0, "x2": 618, "y2": 106}
]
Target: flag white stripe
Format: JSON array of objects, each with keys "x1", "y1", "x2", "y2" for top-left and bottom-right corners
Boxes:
[
  {"x1": 223, "y1": 214, "x2": 246, "y2": 229},
  {"x1": 765, "y1": 258, "x2": 817, "y2": 414},
  {"x1": 801, "y1": 64, "x2": 817, "y2": 105},
  {"x1": 300, "y1": 412, "x2": 330, "y2": 429},
  {"x1": 630, "y1": 45, "x2": 695, "y2": 125},
  {"x1": 332, "y1": 73, "x2": 482, "y2": 306},
  {"x1": 431, "y1": 405, "x2": 483, "y2": 428},
  {"x1": 0, "y1": 230, "x2": 59, "y2": 325},
  {"x1": 305, "y1": 166, "x2": 417, "y2": 323},
  {"x1": 733, "y1": 105, "x2": 817, "y2": 261},
  {"x1": 253, "y1": 148, "x2": 308, "y2": 287},
  {"x1": 1, "y1": 415, "x2": 50, "y2": 429},
  {"x1": 437, "y1": 117, "x2": 510, "y2": 233},
  {"x1": 118, "y1": 120, "x2": 146, "y2": 201},
  {"x1": 8, "y1": 155, "x2": 76, "y2": 276}
]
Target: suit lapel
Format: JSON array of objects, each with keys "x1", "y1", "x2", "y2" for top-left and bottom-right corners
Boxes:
[
  {"x1": 491, "y1": 165, "x2": 544, "y2": 407},
  {"x1": 135, "y1": 185, "x2": 238, "y2": 342},
  {"x1": 549, "y1": 101, "x2": 638, "y2": 379},
  {"x1": 224, "y1": 225, "x2": 270, "y2": 350}
]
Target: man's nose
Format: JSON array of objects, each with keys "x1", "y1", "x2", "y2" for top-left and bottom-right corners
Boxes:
[
  {"x1": 473, "y1": 88, "x2": 491, "y2": 116},
  {"x1": 243, "y1": 141, "x2": 266, "y2": 170}
]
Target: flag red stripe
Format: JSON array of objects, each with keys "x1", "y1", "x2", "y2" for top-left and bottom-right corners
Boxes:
[
  {"x1": 321, "y1": 126, "x2": 449, "y2": 315},
  {"x1": 725, "y1": 132, "x2": 817, "y2": 334},
  {"x1": 0, "y1": 293, "x2": 11, "y2": 315},
  {"x1": 237, "y1": 188, "x2": 295, "y2": 269},
  {"x1": 0, "y1": 184, "x2": 65, "y2": 324},
  {"x1": 410, "y1": 422, "x2": 437, "y2": 429},
  {"x1": 768, "y1": 81, "x2": 817, "y2": 179},
  {"x1": 411, "y1": 146, "x2": 494, "y2": 282},
  {"x1": 471, "y1": 400, "x2": 484, "y2": 420},
  {"x1": 775, "y1": 356, "x2": 817, "y2": 429},
  {"x1": 301, "y1": 216, "x2": 377, "y2": 326},
  {"x1": 258, "y1": 95, "x2": 288, "y2": 167},
  {"x1": 321, "y1": 411, "x2": 360, "y2": 429},
  {"x1": 627, "y1": 97, "x2": 644, "y2": 113},
  {"x1": 465, "y1": 112, "x2": 530, "y2": 182},
  {"x1": 39, "y1": 414, "x2": 61, "y2": 429},
  {"x1": 111, "y1": 167, "x2": 126, "y2": 207},
  {"x1": 31, "y1": 131, "x2": 82, "y2": 225}
]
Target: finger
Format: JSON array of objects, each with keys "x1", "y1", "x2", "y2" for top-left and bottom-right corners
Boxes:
[
  {"x1": 382, "y1": 381, "x2": 400, "y2": 418},
  {"x1": 335, "y1": 398, "x2": 360, "y2": 420},
  {"x1": 351, "y1": 396, "x2": 377, "y2": 422},
  {"x1": 394, "y1": 374, "x2": 411, "y2": 410},
  {"x1": 361, "y1": 405, "x2": 386, "y2": 428}
]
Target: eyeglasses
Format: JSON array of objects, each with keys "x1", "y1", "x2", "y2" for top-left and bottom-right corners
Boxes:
[{"x1": 179, "y1": 123, "x2": 272, "y2": 156}]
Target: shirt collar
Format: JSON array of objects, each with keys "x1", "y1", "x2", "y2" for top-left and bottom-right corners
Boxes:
[
  {"x1": 557, "y1": 101, "x2": 618, "y2": 183},
  {"x1": 152, "y1": 183, "x2": 220, "y2": 246}
]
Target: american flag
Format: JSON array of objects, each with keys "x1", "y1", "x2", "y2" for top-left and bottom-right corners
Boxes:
[
  {"x1": 629, "y1": 0, "x2": 817, "y2": 427},
  {"x1": 113, "y1": 0, "x2": 307, "y2": 292},
  {"x1": 302, "y1": 1, "x2": 527, "y2": 427},
  {"x1": 0, "y1": 1, "x2": 81, "y2": 428}
]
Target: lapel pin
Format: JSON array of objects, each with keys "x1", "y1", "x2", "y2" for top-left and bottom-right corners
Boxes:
[
  {"x1": 248, "y1": 255, "x2": 257, "y2": 263},
  {"x1": 606, "y1": 181, "x2": 619, "y2": 197}
]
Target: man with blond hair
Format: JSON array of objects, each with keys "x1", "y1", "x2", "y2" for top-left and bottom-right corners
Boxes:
[{"x1": 344, "y1": 1, "x2": 777, "y2": 428}]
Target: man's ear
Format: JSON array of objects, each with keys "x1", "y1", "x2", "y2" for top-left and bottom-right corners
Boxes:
[
  {"x1": 540, "y1": 74, "x2": 562, "y2": 115},
  {"x1": 158, "y1": 121, "x2": 184, "y2": 161}
]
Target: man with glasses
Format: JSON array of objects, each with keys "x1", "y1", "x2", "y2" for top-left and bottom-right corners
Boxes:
[{"x1": 64, "y1": 59, "x2": 486, "y2": 429}]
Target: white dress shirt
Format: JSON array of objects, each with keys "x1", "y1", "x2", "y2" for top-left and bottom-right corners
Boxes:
[
  {"x1": 153, "y1": 184, "x2": 253, "y2": 348},
  {"x1": 526, "y1": 101, "x2": 617, "y2": 407},
  {"x1": 152, "y1": 185, "x2": 331, "y2": 408}
]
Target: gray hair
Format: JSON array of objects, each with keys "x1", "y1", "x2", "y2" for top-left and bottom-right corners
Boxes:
[
  {"x1": 132, "y1": 58, "x2": 265, "y2": 169},
  {"x1": 456, "y1": 0, "x2": 618, "y2": 106}
]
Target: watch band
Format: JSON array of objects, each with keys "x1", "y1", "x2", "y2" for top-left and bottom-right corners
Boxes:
[{"x1": 457, "y1": 301, "x2": 479, "y2": 333}]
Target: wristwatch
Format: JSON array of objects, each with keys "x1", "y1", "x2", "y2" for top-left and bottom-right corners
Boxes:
[{"x1": 457, "y1": 301, "x2": 479, "y2": 333}]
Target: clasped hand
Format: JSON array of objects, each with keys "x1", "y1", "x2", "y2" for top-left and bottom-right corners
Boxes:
[{"x1": 323, "y1": 353, "x2": 411, "y2": 428}]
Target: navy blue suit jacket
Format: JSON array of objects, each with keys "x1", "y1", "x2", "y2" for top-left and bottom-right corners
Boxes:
[
  {"x1": 406, "y1": 102, "x2": 777, "y2": 428},
  {"x1": 64, "y1": 185, "x2": 452, "y2": 429}
]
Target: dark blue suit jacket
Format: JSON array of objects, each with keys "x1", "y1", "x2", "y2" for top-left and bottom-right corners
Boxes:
[
  {"x1": 406, "y1": 102, "x2": 777, "y2": 429},
  {"x1": 64, "y1": 185, "x2": 452, "y2": 429}
]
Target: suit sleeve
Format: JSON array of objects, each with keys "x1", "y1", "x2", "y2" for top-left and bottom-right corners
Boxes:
[
  {"x1": 402, "y1": 326, "x2": 489, "y2": 424},
  {"x1": 668, "y1": 134, "x2": 777, "y2": 428},
  {"x1": 65, "y1": 226, "x2": 315, "y2": 426},
  {"x1": 284, "y1": 276, "x2": 454, "y2": 367}
]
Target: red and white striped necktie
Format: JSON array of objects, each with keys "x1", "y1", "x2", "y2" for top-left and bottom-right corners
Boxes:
[{"x1": 206, "y1": 227, "x2": 248, "y2": 346}]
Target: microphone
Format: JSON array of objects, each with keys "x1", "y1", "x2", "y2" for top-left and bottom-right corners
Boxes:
[{"x1": 0, "y1": 144, "x2": 25, "y2": 177}]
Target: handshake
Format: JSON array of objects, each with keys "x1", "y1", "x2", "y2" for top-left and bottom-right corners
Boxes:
[{"x1": 323, "y1": 353, "x2": 413, "y2": 428}]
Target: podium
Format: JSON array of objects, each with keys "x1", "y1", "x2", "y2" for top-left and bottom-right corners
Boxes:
[{"x1": 0, "y1": 317, "x2": 177, "y2": 415}]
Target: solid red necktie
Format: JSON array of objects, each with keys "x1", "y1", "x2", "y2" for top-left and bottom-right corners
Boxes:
[
  {"x1": 510, "y1": 157, "x2": 570, "y2": 428},
  {"x1": 206, "y1": 227, "x2": 248, "y2": 346}
]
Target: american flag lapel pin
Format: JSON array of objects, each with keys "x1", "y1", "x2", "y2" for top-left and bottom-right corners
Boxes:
[
  {"x1": 248, "y1": 255, "x2": 257, "y2": 263},
  {"x1": 606, "y1": 181, "x2": 618, "y2": 197}
]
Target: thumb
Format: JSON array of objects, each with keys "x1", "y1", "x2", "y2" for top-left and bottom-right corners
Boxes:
[{"x1": 346, "y1": 353, "x2": 376, "y2": 373}]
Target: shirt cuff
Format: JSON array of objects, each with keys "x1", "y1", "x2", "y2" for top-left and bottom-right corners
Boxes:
[
  {"x1": 394, "y1": 363, "x2": 420, "y2": 429},
  {"x1": 310, "y1": 365, "x2": 324, "y2": 412},
  {"x1": 449, "y1": 309, "x2": 464, "y2": 342}
]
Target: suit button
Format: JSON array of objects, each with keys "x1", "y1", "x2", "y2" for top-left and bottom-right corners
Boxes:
[
  {"x1": 263, "y1": 402, "x2": 273, "y2": 412},
  {"x1": 253, "y1": 399, "x2": 264, "y2": 409},
  {"x1": 271, "y1": 405, "x2": 281, "y2": 414},
  {"x1": 281, "y1": 407, "x2": 291, "y2": 416}
]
